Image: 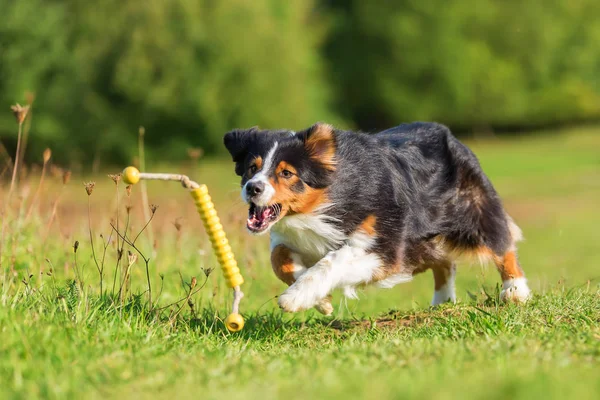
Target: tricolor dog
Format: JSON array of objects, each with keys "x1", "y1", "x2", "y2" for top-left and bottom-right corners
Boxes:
[{"x1": 224, "y1": 122, "x2": 531, "y2": 314}]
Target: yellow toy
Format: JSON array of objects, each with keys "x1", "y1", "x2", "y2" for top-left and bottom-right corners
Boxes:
[{"x1": 122, "y1": 166, "x2": 245, "y2": 332}]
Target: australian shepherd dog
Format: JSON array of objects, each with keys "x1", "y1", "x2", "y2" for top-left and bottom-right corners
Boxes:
[{"x1": 224, "y1": 122, "x2": 531, "y2": 315}]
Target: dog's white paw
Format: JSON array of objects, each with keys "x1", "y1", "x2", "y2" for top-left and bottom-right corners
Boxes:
[
  {"x1": 501, "y1": 277, "x2": 532, "y2": 303},
  {"x1": 278, "y1": 283, "x2": 321, "y2": 313},
  {"x1": 278, "y1": 292, "x2": 310, "y2": 313}
]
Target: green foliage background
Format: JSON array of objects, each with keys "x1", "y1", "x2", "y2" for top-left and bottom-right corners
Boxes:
[{"x1": 1, "y1": 0, "x2": 599, "y2": 164}]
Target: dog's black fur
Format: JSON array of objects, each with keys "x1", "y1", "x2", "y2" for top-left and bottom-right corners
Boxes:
[
  {"x1": 224, "y1": 122, "x2": 525, "y2": 305},
  {"x1": 326, "y1": 122, "x2": 512, "y2": 268}
]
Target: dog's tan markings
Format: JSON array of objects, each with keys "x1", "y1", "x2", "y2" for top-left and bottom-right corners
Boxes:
[
  {"x1": 271, "y1": 244, "x2": 297, "y2": 285},
  {"x1": 268, "y1": 161, "x2": 329, "y2": 216},
  {"x1": 371, "y1": 266, "x2": 395, "y2": 282},
  {"x1": 254, "y1": 156, "x2": 263, "y2": 170},
  {"x1": 269, "y1": 183, "x2": 328, "y2": 216},
  {"x1": 495, "y1": 250, "x2": 525, "y2": 281},
  {"x1": 359, "y1": 215, "x2": 377, "y2": 236},
  {"x1": 291, "y1": 188, "x2": 328, "y2": 214},
  {"x1": 247, "y1": 156, "x2": 262, "y2": 177},
  {"x1": 430, "y1": 236, "x2": 495, "y2": 265},
  {"x1": 269, "y1": 161, "x2": 301, "y2": 213},
  {"x1": 305, "y1": 123, "x2": 336, "y2": 171},
  {"x1": 275, "y1": 161, "x2": 296, "y2": 176}
]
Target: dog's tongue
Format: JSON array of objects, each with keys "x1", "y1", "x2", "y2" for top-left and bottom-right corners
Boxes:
[{"x1": 249, "y1": 205, "x2": 272, "y2": 226}]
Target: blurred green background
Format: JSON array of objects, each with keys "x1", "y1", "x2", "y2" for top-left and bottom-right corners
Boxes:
[
  {"x1": 1, "y1": 0, "x2": 599, "y2": 166},
  {"x1": 0, "y1": 4, "x2": 599, "y2": 397}
]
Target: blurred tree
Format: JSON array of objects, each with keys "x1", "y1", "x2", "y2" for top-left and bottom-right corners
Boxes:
[
  {"x1": 324, "y1": 0, "x2": 600, "y2": 131},
  {"x1": 1, "y1": 0, "x2": 599, "y2": 166},
  {"x1": 0, "y1": 0, "x2": 338, "y2": 165}
]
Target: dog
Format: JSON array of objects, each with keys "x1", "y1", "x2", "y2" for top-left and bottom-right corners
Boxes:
[{"x1": 224, "y1": 122, "x2": 531, "y2": 314}]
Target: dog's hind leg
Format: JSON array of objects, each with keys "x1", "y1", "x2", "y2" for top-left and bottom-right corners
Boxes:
[
  {"x1": 431, "y1": 260, "x2": 457, "y2": 306},
  {"x1": 482, "y1": 218, "x2": 531, "y2": 302},
  {"x1": 469, "y1": 218, "x2": 531, "y2": 303},
  {"x1": 271, "y1": 244, "x2": 333, "y2": 315},
  {"x1": 493, "y1": 249, "x2": 531, "y2": 302}
]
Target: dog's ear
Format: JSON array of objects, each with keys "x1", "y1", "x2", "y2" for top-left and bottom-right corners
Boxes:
[
  {"x1": 224, "y1": 127, "x2": 258, "y2": 176},
  {"x1": 300, "y1": 123, "x2": 336, "y2": 171}
]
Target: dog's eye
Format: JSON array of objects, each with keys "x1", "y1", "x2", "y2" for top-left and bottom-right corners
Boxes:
[
  {"x1": 248, "y1": 165, "x2": 258, "y2": 175},
  {"x1": 280, "y1": 169, "x2": 293, "y2": 179}
]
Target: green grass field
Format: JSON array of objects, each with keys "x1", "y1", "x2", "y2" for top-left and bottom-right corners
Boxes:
[{"x1": 1, "y1": 127, "x2": 599, "y2": 399}]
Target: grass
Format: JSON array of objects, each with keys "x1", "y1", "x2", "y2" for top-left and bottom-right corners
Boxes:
[{"x1": 1, "y1": 126, "x2": 599, "y2": 399}]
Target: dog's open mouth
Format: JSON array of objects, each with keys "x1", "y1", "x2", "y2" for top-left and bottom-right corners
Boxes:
[{"x1": 247, "y1": 203, "x2": 281, "y2": 233}]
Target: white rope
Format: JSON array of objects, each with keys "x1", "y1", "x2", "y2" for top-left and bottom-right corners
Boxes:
[
  {"x1": 232, "y1": 286, "x2": 244, "y2": 314},
  {"x1": 138, "y1": 172, "x2": 200, "y2": 189}
]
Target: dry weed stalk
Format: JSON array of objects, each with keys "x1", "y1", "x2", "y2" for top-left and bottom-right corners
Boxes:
[
  {"x1": 16, "y1": 93, "x2": 35, "y2": 176},
  {"x1": 119, "y1": 250, "x2": 137, "y2": 303},
  {"x1": 1, "y1": 103, "x2": 30, "y2": 269},
  {"x1": 8, "y1": 104, "x2": 29, "y2": 197},
  {"x1": 111, "y1": 185, "x2": 132, "y2": 295},
  {"x1": 42, "y1": 170, "x2": 70, "y2": 247},
  {"x1": 165, "y1": 273, "x2": 210, "y2": 326},
  {"x1": 84, "y1": 182, "x2": 104, "y2": 294},
  {"x1": 72, "y1": 240, "x2": 83, "y2": 290},
  {"x1": 25, "y1": 148, "x2": 52, "y2": 221},
  {"x1": 137, "y1": 126, "x2": 154, "y2": 252},
  {"x1": 110, "y1": 203, "x2": 158, "y2": 310}
]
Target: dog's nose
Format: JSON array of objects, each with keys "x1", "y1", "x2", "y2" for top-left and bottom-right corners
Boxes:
[{"x1": 246, "y1": 181, "x2": 264, "y2": 197}]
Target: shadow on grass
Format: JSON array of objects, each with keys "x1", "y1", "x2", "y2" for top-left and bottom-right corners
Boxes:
[
  {"x1": 107, "y1": 283, "x2": 513, "y2": 338},
  {"x1": 183, "y1": 302, "x2": 494, "y2": 338}
]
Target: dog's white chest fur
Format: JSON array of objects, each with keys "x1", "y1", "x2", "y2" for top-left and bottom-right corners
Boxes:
[{"x1": 270, "y1": 212, "x2": 346, "y2": 266}]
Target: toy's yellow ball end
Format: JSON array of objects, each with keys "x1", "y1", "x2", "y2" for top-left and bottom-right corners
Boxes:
[
  {"x1": 225, "y1": 313, "x2": 244, "y2": 332},
  {"x1": 122, "y1": 166, "x2": 140, "y2": 185}
]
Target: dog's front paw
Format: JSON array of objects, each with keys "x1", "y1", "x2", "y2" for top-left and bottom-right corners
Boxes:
[{"x1": 278, "y1": 286, "x2": 316, "y2": 313}]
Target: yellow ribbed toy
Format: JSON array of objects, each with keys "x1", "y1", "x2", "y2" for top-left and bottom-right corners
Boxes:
[
  {"x1": 190, "y1": 185, "x2": 245, "y2": 332},
  {"x1": 121, "y1": 166, "x2": 245, "y2": 332},
  {"x1": 190, "y1": 185, "x2": 244, "y2": 288}
]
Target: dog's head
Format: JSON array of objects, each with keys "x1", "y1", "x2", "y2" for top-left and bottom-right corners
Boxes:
[{"x1": 224, "y1": 123, "x2": 337, "y2": 234}]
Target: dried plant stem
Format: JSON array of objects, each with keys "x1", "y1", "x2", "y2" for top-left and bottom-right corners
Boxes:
[
  {"x1": 8, "y1": 193, "x2": 27, "y2": 271},
  {"x1": 110, "y1": 219, "x2": 154, "y2": 310},
  {"x1": 73, "y1": 249, "x2": 83, "y2": 291},
  {"x1": 99, "y1": 230, "x2": 113, "y2": 297},
  {"x1": 129, "y1": 208, "x2": 156, "y2": 308},
  {"x1": 115, "y1": 179, "x2": 120, "y2": 269},
  {"x1": 111, "y1": 184, "x2": 124, "y2": 295},
  {"x1": 8, "y1": 121, "x2": 24, "y2": 199},
  {"x1": 17, "y1": 100, "x2": 33, "y2": 178},
  {"x1": 132, "y1": 212, "x2": 157, "y2": 245},
  {"x1": 138, "y1": 127, "x2": 154, "y2": 250},
  {"x1": 168, "y1": 283, "x2": 197, "y2": 325},
  {"x1": 87, "y1": 197, "x2": 103, "y2": 294},
  {"x1": 143, "y1": 260, "x2": 152, "y2": 310},
  {"x1": 25, "y1": 155, "x2": 50, "y2": 222},
  {"x1": 111, "y1": 205, "x2": 130, "y2": 295},
  {"x1": 158, "y1": 275, "x2": 209, "y2": 312},
  {"x1": 42, "y1": 188, "x2": 65, "y2": 247},
  {"x1": 0, "y1": 120, "x2": 24, "y2": 269},
  {"x1": 119, "y1": 257, "x2": 135, "y2": 303}
]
